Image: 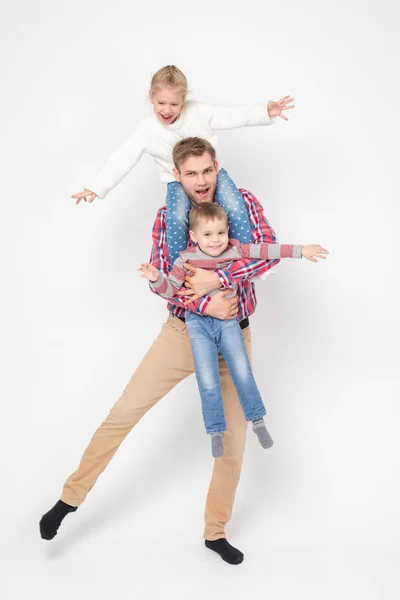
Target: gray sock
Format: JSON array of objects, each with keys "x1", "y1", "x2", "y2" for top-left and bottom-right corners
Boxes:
[
  {"x1": 210, "y1": 433, "x2": 225, "y2": 458},
  {"x1": 252, "y1": 418, "x2": 274, "y2": 449}
]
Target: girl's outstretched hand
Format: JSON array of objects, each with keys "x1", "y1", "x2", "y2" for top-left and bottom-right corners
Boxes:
[
  {"x1": 267, "y1": 96, "x2": 295, "y2": 121},
  {"x1": 72, "y1": 189, "x2": 98, "y2": 204}
]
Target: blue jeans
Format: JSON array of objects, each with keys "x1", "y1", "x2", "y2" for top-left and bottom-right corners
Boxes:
[
  {"x1": 166, "y1": 168, "x2": 252, "y2": 265},
  {"x1": 185, "y1": 312, "x2": 266, "y2": 433}
]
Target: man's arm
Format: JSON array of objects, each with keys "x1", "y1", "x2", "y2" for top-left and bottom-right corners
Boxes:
[
  {"x1": 214, "y1": 189, "x2": 281, "y2": 288},
  {"x1": 149, "y1": 208, "x2": 211, "y2": 314}
]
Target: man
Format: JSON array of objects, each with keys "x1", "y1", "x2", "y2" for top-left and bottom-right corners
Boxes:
[{"x1": 39, "y1": 137, "x2": 280, "y2": 565}]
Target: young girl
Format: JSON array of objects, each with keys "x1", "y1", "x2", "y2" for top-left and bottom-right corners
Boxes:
[{"x1": 72, "y1": 65, "x2": 294, "y2": 264}]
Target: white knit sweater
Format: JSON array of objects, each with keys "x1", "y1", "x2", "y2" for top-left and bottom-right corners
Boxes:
[{"x1": 85, "y1": 100, "x2": 275, "y2": 198}]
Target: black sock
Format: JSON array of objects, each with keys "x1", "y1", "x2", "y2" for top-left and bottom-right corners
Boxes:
[
  {"x1": 205, "y1": 538, "x2": 244, "y2": 565},
  {"x1": 39, "y1": 500, "x2": 77, "y2": 540}
]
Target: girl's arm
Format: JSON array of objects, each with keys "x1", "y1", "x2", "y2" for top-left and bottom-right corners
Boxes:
[
  {"x1": 84, "y1": 121, "x2": 147, "y2": 199},
  {"x1": 199, "y1": 96, "x2": 294, "y2": 131}
]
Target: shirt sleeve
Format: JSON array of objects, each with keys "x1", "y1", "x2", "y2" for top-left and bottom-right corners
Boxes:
[
  {"x1": 85, "y1": 121, "x2": 147, "y2": 198},
  {"x1": 239, "y1": 243, "x2": 303, "y2": 260},
  {"x1": 149, "y1": 257, "x2": 186, "y2": 300},
  {"x1": 199, "y1": 102, "x2": 276, "y2": 131},
  {"x1": 149, "y1": 210, "x2": 209, "y2": 314},
  {"x1": 214, "y1": 190, "x2": 281, "y2": 287}
]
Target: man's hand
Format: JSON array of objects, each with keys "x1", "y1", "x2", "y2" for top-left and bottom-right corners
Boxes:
[
  {"x1": 176, "y1": 264, "x2": 223, "y2": 303},
  {"x1": 204, "y1": 290, "x2": 239, "y2": 320},
  {"x1": 301, "y1": 245, "x2": 329, "y2": 263},
  {"x1": 267, "y1": 96, "x2": 295, "y2": 121},
  {"x1": 138, "y1": 263, "x2": 161, "y2": 283},
  {"x1": 72, "y1": 188, "x2": 98, "y2": 204}
]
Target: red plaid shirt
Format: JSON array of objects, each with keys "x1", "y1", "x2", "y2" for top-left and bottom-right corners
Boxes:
[{"x1": 149, "y1": 189, "x2": 280, "y2": 321}]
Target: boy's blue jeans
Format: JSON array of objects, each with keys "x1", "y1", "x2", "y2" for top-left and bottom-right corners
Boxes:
[
  {"x1": 185, "y1": 312, "x2": 266, "y2": 433},
  {"x1": 166, "y1": 168, "x2": 252, "y2": 265}
]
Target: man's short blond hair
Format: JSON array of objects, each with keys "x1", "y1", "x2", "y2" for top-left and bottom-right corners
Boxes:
[
  {"x1": 189, "y1": 203, "x2": 228, "y2": 231},
  {"x1": 173, "y1": 137, "x2": 216, "y2": 170}
]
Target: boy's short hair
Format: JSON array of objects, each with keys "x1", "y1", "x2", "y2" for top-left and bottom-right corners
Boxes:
[
  {"x1": 189, "y1": 203, "x2": 228, "y2": 231},
  {"x1": 173, "y1": 137, "x2": 216, "y2": 170}
]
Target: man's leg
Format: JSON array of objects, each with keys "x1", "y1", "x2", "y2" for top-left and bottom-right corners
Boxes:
[
  {"x1": 203, "y1": 325, "x2": 251, "y2": 564},
  {"x1": 40, "y1": 314, "x2": 194, "y2": 539}
]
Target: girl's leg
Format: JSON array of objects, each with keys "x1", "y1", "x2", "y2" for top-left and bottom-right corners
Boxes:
[
  {"x1": 215, "y1": 169, "x2": 252, "y2": 243},
  {"x1": 166, "y1": 182, "x2": 192, "y2": 265}
]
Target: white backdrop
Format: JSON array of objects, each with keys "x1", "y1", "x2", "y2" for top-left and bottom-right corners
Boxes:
[{"x1": 1, "y1": 0, "x2": 399, "y2": 598}]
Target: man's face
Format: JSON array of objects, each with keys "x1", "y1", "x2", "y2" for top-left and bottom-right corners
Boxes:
[
  {"x1": 189, "y1": 217, "x2": 229, "y2": 257},
  {"x1": 173, "y1": 153, "x2": 218, "y2": 204}
]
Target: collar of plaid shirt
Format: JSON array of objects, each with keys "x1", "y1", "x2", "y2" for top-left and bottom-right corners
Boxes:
[{"x1": 149, "y1": 189, "x2": 280, "y2": 322}]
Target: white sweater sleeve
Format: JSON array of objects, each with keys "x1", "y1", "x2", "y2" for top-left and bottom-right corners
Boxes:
[
  {"x1": 198, "y1": 101, "x2": 276, "y2": 131},
  {"x1": 85, "y1": 121, "x2": 147, "y2": 199}
]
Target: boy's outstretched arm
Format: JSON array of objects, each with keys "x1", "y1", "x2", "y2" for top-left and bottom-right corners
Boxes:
[
  {"x1": 140, "y1": 257, "x2": 186, "y2": 301},
  {"x1": 238, "y1": 242, "x2": 329, "y2": 261}
]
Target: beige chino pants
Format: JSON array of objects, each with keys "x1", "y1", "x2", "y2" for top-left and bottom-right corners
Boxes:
[{"x1": 62, "y1": 314, "x2": 251, "y2": 540}]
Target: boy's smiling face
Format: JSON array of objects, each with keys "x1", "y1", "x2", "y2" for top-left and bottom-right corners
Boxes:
[{"x1": 189, "y1": 217, "x2": 229, "y2": 257}]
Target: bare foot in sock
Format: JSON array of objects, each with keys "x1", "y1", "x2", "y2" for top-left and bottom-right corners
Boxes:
[
  {"x1": 210, "y1": 433, "x2": 224, "y2": 458},
  {"x1": 39, "y1": 500, "x2": 77, "y2": 540},
  {"x1": 252, "y1": 418, "x2": 274, "y2": 449}
]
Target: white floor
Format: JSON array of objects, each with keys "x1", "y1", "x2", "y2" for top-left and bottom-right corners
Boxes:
[
  {"x1": 3, "y1": 441, "x2": 399, "y2": 600},
  {"x1": 4, "y1": 520, "x2": 398, "y2": 600}
]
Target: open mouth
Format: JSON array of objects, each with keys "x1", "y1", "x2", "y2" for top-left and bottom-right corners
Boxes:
[
  {"x1": 196, "y1": 188, "x2": 209, "y2": 198},
  {"x1": 160, "y1": 114, "x2": 173, "y2": 123}
]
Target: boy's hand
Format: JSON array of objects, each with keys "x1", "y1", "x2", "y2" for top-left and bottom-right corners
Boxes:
[
  {"x1": 176, "y1": 264, "x2": 222, "y2": 302},
  {"x1": 72, "y1": 188, "x2": 98, "y2": 204},
  {"x1": 267, "y1": 96, "x2": 295, "y2": 121},
  {"x1": 138, "y1": 263, "x2": 160, "y2": 282},
  {"x1": 301, "y1": 245, "x2": 329, "y2": 262}
]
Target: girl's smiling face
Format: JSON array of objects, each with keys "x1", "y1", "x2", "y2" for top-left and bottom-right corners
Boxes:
[{"x1": 149, "y1": 86, "x2": 185, "y2": 125}]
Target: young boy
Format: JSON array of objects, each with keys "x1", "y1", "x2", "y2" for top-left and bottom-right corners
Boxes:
[{"x1": 139, "y1": 203, "x2": 328, "y2": 458}]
